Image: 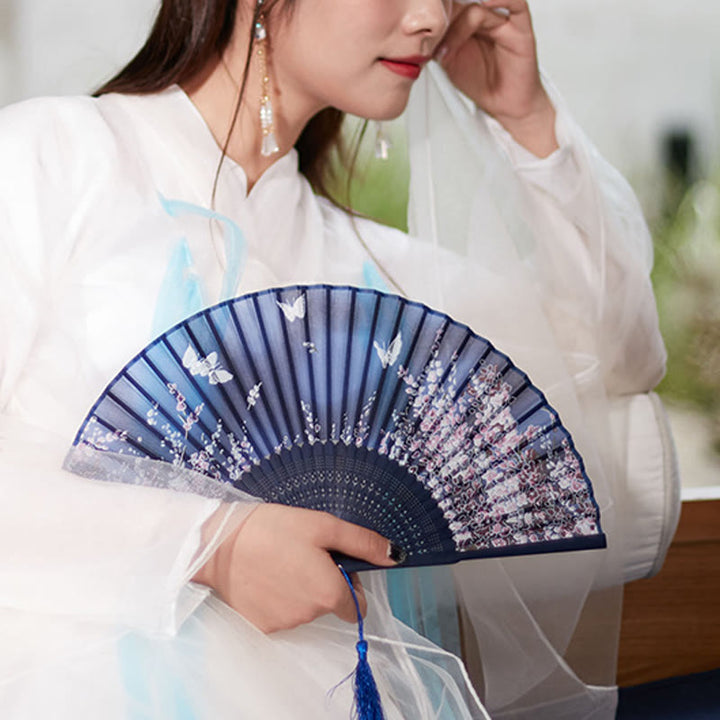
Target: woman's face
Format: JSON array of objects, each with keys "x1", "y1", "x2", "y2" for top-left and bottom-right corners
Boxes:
[{"x1": 271, "y1": 0, "x2": 452, "y2": 121}]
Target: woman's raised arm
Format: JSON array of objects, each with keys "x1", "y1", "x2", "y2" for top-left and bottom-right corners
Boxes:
[{"x1": 438, "y1": 0, "x2": 557, "y2": 157}]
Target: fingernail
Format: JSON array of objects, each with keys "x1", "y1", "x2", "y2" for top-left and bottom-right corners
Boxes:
[
  {"x1": 387, "y1": 542, "x2": 407, "y2": 564},
  {"x1": 435, "y1": 45, "x2": 449, "y2": 64}
]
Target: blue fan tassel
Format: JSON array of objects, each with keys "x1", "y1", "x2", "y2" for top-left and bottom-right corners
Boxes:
[{"x1": 338, "y1": 565, "x2": 386, "y2": 720}]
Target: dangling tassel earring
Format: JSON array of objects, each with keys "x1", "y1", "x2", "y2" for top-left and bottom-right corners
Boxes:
[
  {"x1": 255, "y1": 0, "x2": 279, "y2": 157},
  {"x1": 374, "y1": 122, "x2": 392, "y2": 161}
]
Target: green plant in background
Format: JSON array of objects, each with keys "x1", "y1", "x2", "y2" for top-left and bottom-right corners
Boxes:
[
  {"x1": 651, "y1": 174, "x2": 720, "y2": 454},
  {"x1": 331, "y1": 119, "x2": 409, "y2": 232}
]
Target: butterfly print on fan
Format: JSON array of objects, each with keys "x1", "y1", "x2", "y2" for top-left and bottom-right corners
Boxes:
[
  {"x1": 182, "y1": 346, "x2": 233, "y2": 385},
  {"x1": 374, "y1": 332, "x2": 402, "y2": 369},
  {"x1": 277, "y1": 294, "x2": 306, "y2": 322}
]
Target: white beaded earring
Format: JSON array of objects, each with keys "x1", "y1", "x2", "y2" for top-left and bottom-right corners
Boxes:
[
  {"x1": 255, "y1": 0, "x2": 279, "y2": 157},
  {"x1": 374, "y1": 121, "x2": 392, "y2": 160}
]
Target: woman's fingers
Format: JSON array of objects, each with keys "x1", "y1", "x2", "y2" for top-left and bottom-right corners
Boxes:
[
  {"x1": 441, "y1": 0, "x2": 535, "y2": 62},
  {"x1": 438, "y1": 0, "x2": 546, "y2": 128},
  {"x1": 194, "y1": 505, "x2": 401, "y2": 633},
  {"x1": 481, "y1": 0, "x2": 530, "y2": 16},
  {"x1": 313, "y1": 511, "x2": 404, "y2": 567},
  {"x1": 439, "y1": 3, "x2": 507, "y2": 62},
  {"x1": 480, "y1": 0, "x2": 530, "y2": 16},
  {"x1": 480, "y1": 0, "x2": 534, "y2": 35}
]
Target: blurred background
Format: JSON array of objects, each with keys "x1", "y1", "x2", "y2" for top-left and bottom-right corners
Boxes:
[{"x1": 1, "y1": 0, "x2": 718, "y2": 495}]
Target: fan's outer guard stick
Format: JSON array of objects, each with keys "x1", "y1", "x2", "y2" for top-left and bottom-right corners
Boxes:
[{"x1": 339, "y1": 532, "x2": 608, "y2": 573}]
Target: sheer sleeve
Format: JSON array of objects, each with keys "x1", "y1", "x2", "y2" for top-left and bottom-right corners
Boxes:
[
  {"x1": 480, "y1": 83, "x2": 679, "y2": 585},
  {"x1": 0, "y1": 98, "x2": 254, "y2": 636},
  {"x1": 406, "y1": 65, "x2": 666, "y2": 397},
  {"x1": 402, "y1": 64, "x2": 677, "y2": 719},
  {"x1": 482, "y1": 84, "x2": 666, "y2": 395}
]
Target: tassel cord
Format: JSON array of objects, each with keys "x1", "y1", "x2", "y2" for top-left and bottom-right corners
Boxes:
[{"x1": 337, "y1": 564, "x2": 386, "y2": 720}]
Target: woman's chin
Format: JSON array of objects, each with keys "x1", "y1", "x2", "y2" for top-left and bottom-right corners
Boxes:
[{"x1": 348, "y1": 97, "x2": 411, "y2": 123}]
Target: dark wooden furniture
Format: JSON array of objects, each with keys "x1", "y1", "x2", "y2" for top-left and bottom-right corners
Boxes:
[{"x1": 618, "y1": 498, "x2": 720, "y2": 686}]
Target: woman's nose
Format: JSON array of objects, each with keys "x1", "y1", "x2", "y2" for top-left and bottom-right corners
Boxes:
[{"x1": 401, "y1": 0, "x2": 450, "y2": 39}]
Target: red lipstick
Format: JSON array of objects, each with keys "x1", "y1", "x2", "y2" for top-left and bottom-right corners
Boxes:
[{"x1": 380, "y1": 56, "x2": 428, "y2": 80}]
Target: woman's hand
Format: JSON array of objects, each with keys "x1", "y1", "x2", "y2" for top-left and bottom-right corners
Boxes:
[
  {"x1": 437, "y1": 0, "x2": 558, "y2": 157},
  {"x1": 193, "y1": 504, "x2": 401, "y2": 633}
]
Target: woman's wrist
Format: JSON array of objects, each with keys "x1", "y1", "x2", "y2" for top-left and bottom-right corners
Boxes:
[
  {"x1": 190, "y1": 501, "x2": 252, "y2": 593},
  {"x1": 192, "y1": 547, "x2": 217, "y2": 588},
  {"x1": 491, "y1": 91, "x2": 559, "y2": 159}
]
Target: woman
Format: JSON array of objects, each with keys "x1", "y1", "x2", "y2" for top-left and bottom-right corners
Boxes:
[{"x1": 0, "y1": 0, "x2": 677, "y2": 718}]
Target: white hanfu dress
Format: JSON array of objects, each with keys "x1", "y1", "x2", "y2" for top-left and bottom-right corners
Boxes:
[{"x1": 0, "y1": 76, "x2": 677, "y2": 719}]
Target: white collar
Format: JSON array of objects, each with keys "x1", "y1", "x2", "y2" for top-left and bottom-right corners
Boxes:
[{"x1": 99, "y1": 85, "x2": 300, "y2": 202}]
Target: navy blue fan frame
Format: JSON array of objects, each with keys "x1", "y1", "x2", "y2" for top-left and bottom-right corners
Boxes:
[{"x1": 70, "y1": 284, "x2": 606, "y2": 571}]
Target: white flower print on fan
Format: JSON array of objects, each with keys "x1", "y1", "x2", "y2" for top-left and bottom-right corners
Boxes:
[{"x1": 246, "y1": 382, "x2": 263, "y2": 410}]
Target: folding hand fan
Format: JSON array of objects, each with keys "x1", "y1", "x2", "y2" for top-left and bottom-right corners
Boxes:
[{"x1": 69, "y1": 284, "x2": 606, "y2": 572}]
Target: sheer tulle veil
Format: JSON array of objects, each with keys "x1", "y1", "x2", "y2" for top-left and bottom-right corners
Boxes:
[
  {"x1": 43, "y1": 52, "x2": 668, "y2": 720},
  {"x1": 398, "y1": 61, "x2": 665, "y2": 717}
]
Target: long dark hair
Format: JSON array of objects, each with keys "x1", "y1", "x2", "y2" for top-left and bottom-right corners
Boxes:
[
  {"x1": 97, "y1": 0, "x2": 403, "y2": 291},
  {"x1": 95, "y1": 0, "x2": 345, "y2": 200}
]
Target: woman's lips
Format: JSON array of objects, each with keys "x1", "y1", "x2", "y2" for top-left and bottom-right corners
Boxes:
[{"x1": 379, "y1": 56, "x2": 428, "y2": 80}]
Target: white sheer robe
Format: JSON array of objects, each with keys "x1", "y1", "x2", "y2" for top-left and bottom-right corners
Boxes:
[{"x1": 0, "y1": 67, "x2": 677, "y2": 719}]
